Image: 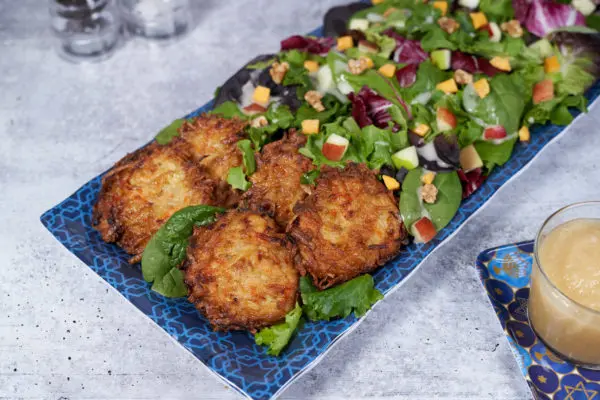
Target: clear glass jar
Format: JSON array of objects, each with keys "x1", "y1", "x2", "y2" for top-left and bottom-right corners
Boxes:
[
  {"x1": 49, "y1": 0, "x2": 122, "y2": 62},
  {"x1": 528, "y1": 201, "x2": 600, "y2": 369},
  {"x1": 118, "y1": 0, "x2": 192, "y2": 41}
]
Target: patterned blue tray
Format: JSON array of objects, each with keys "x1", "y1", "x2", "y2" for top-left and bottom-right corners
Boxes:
[
  {"x1": 476, "y1": 242, "x2": 600, "y2": 400},
  {"x1": 39, "y1": 20, "x2": 600, "y2": 400}
]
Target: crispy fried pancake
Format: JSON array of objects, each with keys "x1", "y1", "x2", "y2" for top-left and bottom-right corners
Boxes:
[
  {"x1": 288, "y1": 163, "x2": 405, "y2": 289},
  {"x1": 184, "y1": 210, "x2": 299, "y2": 332},
  {"x1": 93, "y1": 141, "x2": 220, "y2": 263},
  {"x1": 243, "y1": 130, "x2": 313, "y2": 227}
]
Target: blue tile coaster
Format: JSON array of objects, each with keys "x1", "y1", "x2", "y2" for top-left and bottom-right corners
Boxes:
[
  {"x1": 476, "y1": 242, "x2": 600, "y2": 400},
  {"x1": 40, "y1": 21, "x2": 600, "y2": 400}
]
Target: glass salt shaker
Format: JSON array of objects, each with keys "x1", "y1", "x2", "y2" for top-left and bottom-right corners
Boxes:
[
  {"x1": 49, "y1": 0, "x2": 122, "y2": 62},
  {"x1": 118, "y1": 0, "x2": 192, "y2": 41}
]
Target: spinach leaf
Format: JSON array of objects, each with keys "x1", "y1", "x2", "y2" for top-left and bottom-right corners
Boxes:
[
  {"x1": 279, "y1": 49, "x2": 307, "y2": 66},
  {"x1": 457, "y1": 120, "x2": 483, "y2": 148},
  {"x1": 210, "y1": 101, "x2": 247, "y2": 119},
  {"x1": 474, "y1": 137, "x2": 517, "y2": 171},
  {"x1": 227, "y1": 166, "x2": 252, "y2": 191},
  {"x1": 300, "y1": 170, "x2": 321, "y2": 185},
  {"x1": 237, "y1": 139, "x2": 256, "y2": 175},
  {"x1": 155, "y1": 119, "x2": 185, "y2": 145},
  {"x1": 421, "y1": 26, "x2": 457, "y2": 51},
  {"x1": 141, "y1": 205, "x2": 225, "y2": 297},
  {"x1": 300, "y1": 275, "x2": 383, "y2": 321},
  {"x1": 399, "y1": 168, "x2": 423, "y2": 231},
  {"x1": 479, "y1": 0, "x2": 514, "y2": 20},
  {"x1": 248, "y1": 104, "x2": 295, "y2": 149},
  {"x1": 404, "y1": 61, "x2": 449, "y2": 104},
  {"x1": 295, "y1": 95, "x2": 348, "y2": 125},
  {"x1": 254, "y1": 304, "x2": 302, "y2": 356}
]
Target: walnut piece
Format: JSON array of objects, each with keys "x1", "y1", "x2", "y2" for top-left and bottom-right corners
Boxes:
[
  {"x1": 304, "y1": 90, "x2": 325, "y2": 112},
  {"x1": 269, "y1": 61, "x2": 290, "y2": 84},
  {"x1": 348, "y1": 57, "x2": 371, "y2": 75},
  {"x1": 250, "y1": 116, "x2": 268, "y2": 128},
  {"x1": 454, "y1": 69, "x2": 473, "y2": 85},
  {"x1": 421, "y1": 183, "x2": 438, "y2": 204},
  {"x1": 500, "y1": 20, "x2": 523, "y2": 38},
  {"x1": 438, "y1": 17, "x2": 460, "y2": 34}
]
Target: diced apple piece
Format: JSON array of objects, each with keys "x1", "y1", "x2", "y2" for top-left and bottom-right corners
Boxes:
[
  {"x1": 518, "y1": 126, "x2": 530, "y2": 142},
  {"x1": 382, "y1": 175, "x2": 400, "y2": 191},
  {"x1": 544, "y1": 55, "x2": 560, "y2": 74},
  {"x1": 242, "y1": 103, "x2": 268, "y2": 115},
  {"x1": 533, "y1": 79, "x2": 554, "y2": 104},
  {"x1": 358, "y1": 40, "x2": 380, "y2": 54},
  {"x1": 302, "y1": 119, "x2": 320, "y2": 135},
  {"x1": 378, "y1": 63, "x2": 397, "y2": 78},
  {"x1": 322, "y1": 133, "x2": 349, "y2": 161},
  {"x1": 413, "y1": 123, "x2": 430, "y2": 137},
  {"x1": 436, "y1": 78, "x2": 458, "y2": 94},
  {"x1": 459, "y1": 144, "x2": 483, "y2": 172},
  {"x1": 392, "y1": 146, "x2": 419, "y2": 170},
  {"x1": 436, "y1": 107, "x2": 457, "y2": 132},
  {"x1": 349, "y1": 18, "x2": 370, "y2": 31},
  {"x1": 337, "y1": 36, "x2": 354, "y2": 51},
  {"x1": 252, "y1": 86, "x2": 271, "y2": 106},
  {"x1": 431, "y1": 49, "x2": 451, "y2": 70},
  {"x1": 484, "y1": 22, "x2": 502, "y2": 43},
  {"x1": 483, "y1": 125, "x2": 507, "y2": 140},
  {"x1": 470, "y1": 12, "x2": 488, "y2": 30},
  {"x1": 432, "y1": 1, "x2": 448, "y2": 16},
  {"x1": 412, "y1": 217, "x2": 437, "y2": 243},
  {"x1": 473, "y1": 78, "x2": 490, "y2": 99},
  {"x1": 316, "y1": 65, "x2": 334, "y2": 92},
  {"x1": 490, "y1": 56, "x2": 511, "y2": 72},
  {"x1": 459, "y1": 0, "x2": 479, "y2": 9},
  {"x1": 529, "y1": 39, "x2": 553, "y2": 58},
  {"x1": 304, "y1": 60, "x2": 319, "y2": 73},
  {"x1": 573, "y1": 0, "x2": 596, "y2": 16}
]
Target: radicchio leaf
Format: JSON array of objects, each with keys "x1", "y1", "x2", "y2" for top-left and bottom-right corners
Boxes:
[
  {"x1": 458, "y1": 168, "x2": 487, "y2": 199},
  {"x1": 280, "y1": 35, "x2": 336, "y2": 55},
  {"x1": 383, "y1": 29, "x2": 428, "y2": 64},
  {"x1": 396, "y1": 64, "x2": 418, "y2": 88},
  {"x1": 348, "y1": 86, "x2": 395, "y2": 129},
  {"x1": 512, "y1": 0, "x2": 531, "y2": 26},
  {"x1": 523, "y1": 0, "x2": 585, "y2": 38},
  {"x1": 451, "y1": 51, "x2": 502, "y2": 77}
]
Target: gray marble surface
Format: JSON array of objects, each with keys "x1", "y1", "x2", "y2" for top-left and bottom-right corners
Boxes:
[{"x1": 2, "y1": 0, "x2": 600, "y2": 399}]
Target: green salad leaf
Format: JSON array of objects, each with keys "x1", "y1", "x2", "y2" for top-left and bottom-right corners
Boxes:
[
  {"x1": 295, "y1": 94, "x2": 348, "y2": 125},
  {"x1": 237, "y1": 139, "x2": 256, "y2": 175},
  {"x1": 474, "y1": 138, "x2": 517, "y2": 171},
  {"x1": 556, "y1": 50, "x2": 595, "y2": 96},
  {"x1": 421, "y1": 26, "x2": 457, "y2": 51},
  {"x1": 300, "y1": 169, "x2": 321, "y2": 185},
  {"x1": 365, "y1": 31, "x2": 397, "y2": 59},
  {"x1": 479, "y1": 0, "x2": 514, "y2": 20},
  {"x1": 210, "y1": 101, "x2": 247, "y2": 119},
  {"x1": 403, "y1": 61, "x2": 449, "y2": 104},
  {"x1": 141, "y1": 205, "x2": 225, "y2": 297},
  {"x1": 255, "y1": 304, "x2": 302, "y2": 356},
  {"x1": 300, "y1": 275, "x2": 383, "y2": 321},
  {"x1": 227, "y1": 166, "x2": 251, "y2": 191},
  {"x1": 155, "y1": 118, "x2": 186, "y2": 145},
  {"x1": 248, "y1": 103, "x2": 295, "y2": 149},
  {"x1": 246, "y1": 57, "x2": 277, "y2": 70}
]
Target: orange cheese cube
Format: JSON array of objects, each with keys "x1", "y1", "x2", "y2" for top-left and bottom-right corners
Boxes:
[
  {"x1": 382, "y1": 175, "x2": 400, "y2": 191},
  {"x1": 473, "y1": 78, "x2": 490, "y2": 99},
  {"x1": 378, "y1": 63, "x2": 397, "y2": 78},
  {"x1": 421, "y1": 171, "x2": 436, "y2": 185},
  {"x1": 301, "y1": 119, "x2": 320, "y2": 135},
  {"x1": 304, "y1": 60, "x2": 319, "y2": 73},
  {"x1": 470, "y1": 12, "x2": 488, "y2": 30},
  {"x1": 252, "y1": 85, "x2": 270, "y2": 106},
  {"x1": 413, "y1": 123, "x2": 430, "y2": 136},
  {"x1": 433, "y1": 1, "x2": 448, "y2": 15},
  {"x1": 490, "y1": 56, "x2": 511, "y2": 71},
  {"x1": 372, "y1": 0, "x2": 385, "y2": 4},
  {"x1": 383, "y1": 7, "x2": 398, "y2": 18},
  {"x1": 363, "y1": 56, "x2": 375, "y2": 69},
  {"x1": 544, "y1": 55, "x2": 560, "y2": 74},
  {"x1": 436, "y1": 78, "x2": 458, "y2": 94},
  {"x1": 518, "y1": 126, "x2": 530, "y2": 142},
  {"x1": 337, "y1": 36, "x2": 354, "y2": 51}
]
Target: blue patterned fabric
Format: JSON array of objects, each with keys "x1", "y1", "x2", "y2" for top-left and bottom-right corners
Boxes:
[
  {"x1": 476, "y1": 242, "x2": 600, "y2": 400},
  {"x1": 40, "y1": 20, "x2": 600, "y2": 400}
]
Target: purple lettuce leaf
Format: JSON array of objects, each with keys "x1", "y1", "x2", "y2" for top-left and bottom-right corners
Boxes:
[
  {"x1": 396, "y1": 64, "x2": 419, "y2": 88},
  {"x1": 382, "y1": 29, "x2": 428, "y2": 64},
  {"x1": 348, "y1": 86, "x2": 396, "y2": 129},
  {"x1": 280, "y1": 35, "x2": 336, "y2": 55},
  {"x1": 517, "y1": 0, "x2": 585, "y2": 37},
  {"x1": 451, "y1": 51, "x2": 503, "y2": 77}
]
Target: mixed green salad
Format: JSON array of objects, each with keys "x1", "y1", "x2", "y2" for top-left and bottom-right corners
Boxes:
[{"x1": 143, "y1": 0, "x2": 600, "y2": 355}]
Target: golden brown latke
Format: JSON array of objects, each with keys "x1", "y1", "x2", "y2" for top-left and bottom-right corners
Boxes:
[
  {"x1": 184, "y1": 210, "x2": 299, "y2": 332},
  {"x1": 243, "y1": 130, "x2": 313, "y2": 227},
  {"x1": 288, "y1": 163, "x2": 405, "y2": 289},
  {"x1": 173, "y1": 114, "x2": 248, "y2": 183},
  {"x1": 93, "y1": 141, "x2": 220, "y2": 263}
]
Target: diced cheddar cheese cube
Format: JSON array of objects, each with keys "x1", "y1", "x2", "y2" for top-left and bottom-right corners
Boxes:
[
  {"x1": 382, "y1": 175, "x2": 400, "y2": 191},
  {"x1": 383, "y1": 7, "x2": 398, "y2": 18},
  {"x1": 378, "y1": 63, "x2": 397, "y2": 78},
  {"x1": 372, "y1": 0, "x2": 385, "y2": 4},
  {"x1": 490, "y1": 56, "x2": 511, "y2": 72},
  {"x1": 252, "y1": 85, "x2": 270, "y2": 106},
  {"x1": 473, "y1": 78, "x2": 490, "y2": 99},
  {"x1": 364, "y1": 57, "x2": 375, "y2": 69},
  {"x1": 544, "y1": 55, "x2": 560, "y2": 74},
  {"x1": 413, "y1": 123, "x2": 430, "y2": 136},
  {"x1": 470, "y1": 12, "x2": 488, "y2": 30},
  {"x1": 433, "y1": 1, "x2": 448, "y2": 15},
  {"x1": 421, "y1": 171, "x2": 436, "y2": 185},
  {"x1": 337, "y1": 36, "x2": 354, "y2": 51},
  {"x1": 304, "y1": 60, "x2": 319, "y2": 73},
  {"x1": 301, "y1": 119, "x2": 320, "y2": 135},
  {"x1": 518, "y1": 126, "x2": 530, "y2": 142},
  {"x1": 436, "y1": 78, "x2": 458, "y2": 94}
]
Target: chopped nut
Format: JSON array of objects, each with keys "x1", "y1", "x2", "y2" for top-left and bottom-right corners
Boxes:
[
  {"x1": 421, "y1": 183, "x2": 438, "y2": 204},
  {"x1": 304, "y1": 90, "x2": 325, "y2": 112},
  {"x1": 438, "y1": 16, "x2": 460, "y2": 34},
  {"x1": 250, "y1": 116, "x2": 268, "y2": 128},
  {"x1": 454, "y1": 69, "x2": 473, "y2": 85},
  {"x1": 500, "y1": 20, "x2": 523, "y2": 38},
  {"x1": 269, "y1": 61, "x2": 290, "y2": 84},
  {"x1": 348, "y1": 57, "x2": 372, "y2": 75}
]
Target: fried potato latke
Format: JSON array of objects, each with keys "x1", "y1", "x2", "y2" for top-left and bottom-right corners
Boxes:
[
  {"x1": 243, "y1": 130, "x2": 313, "y2": 227},
  {"x1": 184, "y1": 210, "x2": 299, "y2": 332},
  {"x1": 288, "y1": 163, "x2": 405, "y2": 289},
  {"x1": 93, "y1": 142, "x2": 220, "y2": 263},
  {"x1": 174, "y1": 114, "x2": 248, "y2": 183}
]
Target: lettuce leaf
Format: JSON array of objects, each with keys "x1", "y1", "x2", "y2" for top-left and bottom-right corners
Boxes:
[
  {"x1": 300, "y1": 275, "x2": 383, "y2": 321},
  {"x1": 254, "y1": 304, "x2": 302, "y2": 356},
  {"x1": 210, "y1": 100, "x2": 247, "y2": 119},
  {"x1": 248, "y1": 103, "x2": 295, "y2": 149},
  {"x1": 227, "y1": 166, "x2": 251, "y2": 191},
  {"x1": 479, "y1": 0, "x2": 514, "y2": 21},
  {"x1": 155, "y1": 118, "x2": 186, "y2": 145}
]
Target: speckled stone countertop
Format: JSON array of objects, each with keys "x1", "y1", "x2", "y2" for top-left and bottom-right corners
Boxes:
[{"x1": 2, "y1": 0, "x2": 599, "y2": 399}]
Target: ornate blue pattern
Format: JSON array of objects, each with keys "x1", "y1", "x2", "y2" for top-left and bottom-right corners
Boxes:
[
  {"x1": 40, "y1": 20, "x2": 600, "y2": 400},
  {"x1": 476, "y1": 242, "x2": 600, "y2": 400}
]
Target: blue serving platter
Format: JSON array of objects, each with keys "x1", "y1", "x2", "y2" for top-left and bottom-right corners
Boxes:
[
  {"x1": 476, "y1": 241, "x2": 600, "y2": 400},
  {"x1": 40, "y1": 21, "x2": 600, "y2": 400}
]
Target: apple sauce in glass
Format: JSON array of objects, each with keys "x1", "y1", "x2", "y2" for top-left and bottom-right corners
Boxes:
[{"x1": 528, "y1": 202, "x2": 600, "y2": 369}]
